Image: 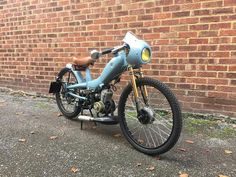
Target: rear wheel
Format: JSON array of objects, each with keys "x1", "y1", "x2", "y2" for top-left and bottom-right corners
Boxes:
[
  {"x1": 118, "y1": 77, "x2": 182, "y2": 155},
  {"x1": 55, "y1": 68, "x2": 81, "y2": 119}
]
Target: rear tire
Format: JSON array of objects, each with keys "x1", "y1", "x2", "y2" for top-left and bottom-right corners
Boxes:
[
  {"x1": 118, "y1": 77, "x2": 182, "y2": 155},
  {"x1": 55, "y1": 67, "x2": 81, "y2": 119}
]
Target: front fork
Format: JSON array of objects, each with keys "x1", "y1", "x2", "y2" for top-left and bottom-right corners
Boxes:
[{"x1": 128, "y1": 66, "x2": 149, "y2": 112}]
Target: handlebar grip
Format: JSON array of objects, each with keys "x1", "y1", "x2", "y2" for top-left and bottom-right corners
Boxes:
[{"x1": 101, "y1": 48, "x2": 113, "y2": 55}]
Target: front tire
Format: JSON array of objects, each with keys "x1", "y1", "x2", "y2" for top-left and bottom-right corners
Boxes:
[{"x1": 118, "y1": 77, "x2": 182, "y2": 155}]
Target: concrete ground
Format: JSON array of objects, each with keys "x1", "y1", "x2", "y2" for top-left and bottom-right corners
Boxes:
[{"x1": 0, "y1": 91, "x2": 235, "y2": 177}]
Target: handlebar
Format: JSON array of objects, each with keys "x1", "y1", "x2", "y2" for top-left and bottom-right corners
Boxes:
[
  {"x1": 101, "y1": 48, "x2": 113, "y2": 55},
  {"x1": 101, "y1": 44, "x2": 127, "y2": 55},
  {"x1": 91, "y1": 44, "x2": 128, "y2": 60}
]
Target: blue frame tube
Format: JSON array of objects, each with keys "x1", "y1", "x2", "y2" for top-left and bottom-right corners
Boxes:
[{"x1": 67, "y1": 52, "x2": 127, "y2": 91}]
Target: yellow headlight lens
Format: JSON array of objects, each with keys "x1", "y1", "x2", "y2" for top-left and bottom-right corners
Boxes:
[{"x1": 141, "y1": 48, "x2": 150, "y2": 62}]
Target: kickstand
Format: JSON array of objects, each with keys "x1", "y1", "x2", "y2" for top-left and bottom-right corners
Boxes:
[
  {"x1": 80, "y1": 109, "x2": 84, "y2": 130},
  {"x1": 81, "y1": 121, "x2": 83, "y2": 130},
  {"x1": 89, "y1": 108, "x2": 97, "y2": 127}
]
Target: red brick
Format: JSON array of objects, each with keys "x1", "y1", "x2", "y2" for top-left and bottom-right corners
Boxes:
[
  {"x1": 179, "y1": 32, "x2": 197, "y2": 38},
  {"x1": 210, "y1": 23, "x2": 231, "y2": 30},
  {"x1": 212, "y1": 7, "x2": 234, "y2": 14},
  {"x1": 219, "y1": 45, "x2": 236, "y2": 51},
  {"x1": 154, "y1": 13, "x2": 171, "y2": 19},
  {"x1": 207, "y1": 65, "x2": 227, "y2": 71},
  {"x1": 224, "y1": 0, "x2": 236, "y2": 6},
  {"x1": 189, "y1": 38, "x2": 208, "y2": 44},
  {"x1": 193, "y1": 9, "x2": 210, "y2": 16},
  {"x1": 199, "y1": 31, "x2": 218, "y2": 37},
  {"x1": 172, "y1": 11, "x2": 190, "y2": 18},
  {"x1": 229, "y1": 66, "x2": 236, "y2": 71},
  {"x1": 200, "y1": 16, "x2": 220, "y2": 23},
  {"x1": 180, "y1": 17, "x2": 199, "y2": 24},
  {"x1": 190, "y1": 24, "x2": 209, "y2": 31},
  {"x1": 202, "y1": 1, "x2": 223, "y2": 8},
  {"x1": 197, "y1": 72, "x2": 217, "y2": 78},
  {"x1": 220, "y1": 30, "x2": 236, "y2": 36}
]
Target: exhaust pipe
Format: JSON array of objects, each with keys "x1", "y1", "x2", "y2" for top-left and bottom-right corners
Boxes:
[{"x1": 77, "y1": 115, "x2": 119, "y2": 125}]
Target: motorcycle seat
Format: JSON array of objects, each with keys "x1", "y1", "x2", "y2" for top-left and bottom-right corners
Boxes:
[{"x1": 72, "y1": 56, "x2": 94, "y2": 66}]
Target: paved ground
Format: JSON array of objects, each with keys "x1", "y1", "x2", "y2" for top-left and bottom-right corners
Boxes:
[{"x1": 0, "y1": 91, "x2": 235, "y2": 177}]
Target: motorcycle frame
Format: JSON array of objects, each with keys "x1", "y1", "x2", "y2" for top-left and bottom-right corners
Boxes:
[{"x1": 64, "y1": 52, "x2": 129, "y2": 100}]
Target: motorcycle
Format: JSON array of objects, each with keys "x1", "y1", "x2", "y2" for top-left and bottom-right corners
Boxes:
[{"x1": 49, "y1": 32, "x2": 182, "y2": 155}]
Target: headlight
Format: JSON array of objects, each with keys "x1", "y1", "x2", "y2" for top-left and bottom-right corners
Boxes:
[{"x1": 141, "y1": 48, "x2": 151, "y2": 62}]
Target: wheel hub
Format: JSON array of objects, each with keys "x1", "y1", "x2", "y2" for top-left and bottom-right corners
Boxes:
[{"x1": 138, "y1": 107, "x2": 154, "y2": 124}]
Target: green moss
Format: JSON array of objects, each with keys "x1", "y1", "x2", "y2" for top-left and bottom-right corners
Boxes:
[
  {"x1": 184, "y1": 117, "x2": 236, "y2": 138},
  {"x1": 35, "y1": 102, "x2": 50, "y2": 109}
]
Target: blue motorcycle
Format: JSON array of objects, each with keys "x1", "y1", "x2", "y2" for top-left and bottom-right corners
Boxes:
[{"x1": 49, "y1": 32, "x2": 182, "y2": 155}]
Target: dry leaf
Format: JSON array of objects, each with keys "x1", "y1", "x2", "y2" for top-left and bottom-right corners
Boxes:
[
  {"x1": 138, "y1": 139, "x2": 144, "y2": 144},
  {"x1": 179, "y1": 173, "x2": 188, "y2": 177},
  {"x1": 16, "y1": 112, "x2": 24, "y2": 115},
  {"x1": 57, "y1": 113, "x2": 63, "y2": 117},
  {"x1": 49, "y1": 136, "x2": 58, "y2": 140},
  {"x1": 113, "y1": 133, "x2": 121, "y2": 138},
  {"x1": 218, "y1": 175, "x2": 229, "y2": 177},
  {"x1": 146, "y1": 166, "x2": 155, "y2": 171},
  {"x1": 177, "y1": 148, "x2": 187, "y2": 152},
  {"x1": 70, "y1": 166, "x2": 79, "y2": 173},
  {"x1": 185, "y1": 140, "x2": 194, "y2": 144},
  {"x1": 136, "y1": 163, "x2": 141, "y2": 167},
  {"x1": 224, "y1": 150, "x2": 232, "y2": 154},
  {"x1": 18, "y1": 138, "x2": 26, "y2": 142}
]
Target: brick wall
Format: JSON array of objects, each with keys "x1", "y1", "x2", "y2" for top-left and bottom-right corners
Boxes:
[{"x1": 0, "y1": 0, "x2": 236, "y2": 117}]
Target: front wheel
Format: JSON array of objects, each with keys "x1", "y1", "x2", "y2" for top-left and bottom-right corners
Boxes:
[{"x1": 118, "y1": 77, "x2": 182, "y2": 155}]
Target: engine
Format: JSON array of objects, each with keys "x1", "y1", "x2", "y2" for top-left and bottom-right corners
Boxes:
[{"x1": 93, "y1": 89, "x2": 116, "y2": 115}]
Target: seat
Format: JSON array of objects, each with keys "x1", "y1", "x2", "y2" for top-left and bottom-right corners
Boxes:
[{"x1": 72, "y1": 56, "x2": 94, "y2": 66}]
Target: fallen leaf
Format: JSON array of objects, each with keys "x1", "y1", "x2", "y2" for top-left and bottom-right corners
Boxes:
[
  {"x1": 16, "y1": 112, "x2": 24, "y2": 115},
  {"x1": 49, "y1": 136, "x2": 58, "y2": 140},
  {"x1": 18, "y1": 138, "x2": 26, "y2": 142},
  {"x1": 57, "y1": 113, "x2": 63, "y2": 117},
  {"x1": 185, "y1": 140, "x2": 194, "y2": 144},
  {"x1": 0, "y1": 100, "x2": 6, "y2": 103},
  {"x1": 224, "y1": 150, "x2": 232, "y2": 154},
  {"x1": 70, "y1": 166, "x2": 79, "y2": 173},
  {"x1": 146, "y1": 166, "x2": 155, "y2": 171},
  {"x1": 177, "y1": 148, "x2": 187, "y2": 152},
  {"x1": 30, "y1": 131, "x2": 35, "y2": 134},
  {"x1": 92, "y1": 126, "x2": 97, "y2": 129},
  {"x1": 113, "y1": 133, "x2": 121, "y2": 138},
  {"x1": 219, "y1": 175, "x2": 229, "y2": 177},
  {"x1": 137, "y1": 139, "x2": 144, "y2": 144},
  {"x1": 179, "y1": 173, "x2": 188, "y2": 177},
  {"x1": 136, "y1": 163, "x2": 141, "y2": 167},
  {"x1": 232, "y1": 124, "x2": 236, "y2": 128}
]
